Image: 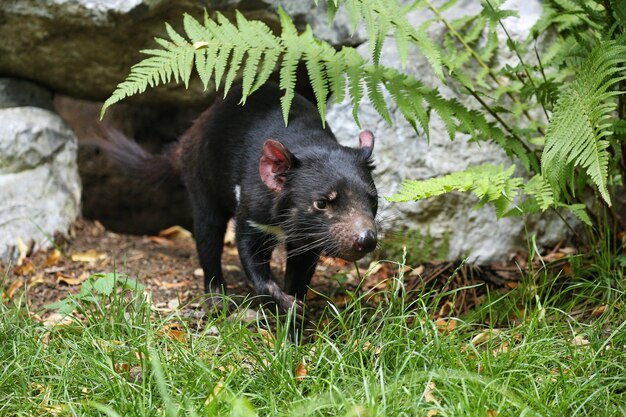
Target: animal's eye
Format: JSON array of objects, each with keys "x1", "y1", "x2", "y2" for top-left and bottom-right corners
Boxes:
[{"x1": 313, "y1": 199, "x2": 328, "y2": 210}]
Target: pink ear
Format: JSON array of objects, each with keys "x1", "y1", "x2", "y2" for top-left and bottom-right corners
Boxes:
[
  {"x1": 260, "y1": 139, "x2": 292, "y2": 192},
  {"x1": 359, "y1": 130, "x2": 374, "y2": 158}
]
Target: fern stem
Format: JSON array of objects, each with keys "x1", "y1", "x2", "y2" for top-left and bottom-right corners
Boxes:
[
  {"x1": 464, "y1": 86, "x2": 536, "y2": 159},
  {"x1": 485, "y1": 0, "x2": 550, "y2": 125},
  {"x1": 424, "y1": 0, "x2": 541, "y2": 137},
  {"x1": 551, "y1": 207, "x2": 583, "y2": 243}
]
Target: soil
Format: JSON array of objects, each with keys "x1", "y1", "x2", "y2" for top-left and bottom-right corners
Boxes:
[{"x1": 1, "y1": 220, "x2": 523, "y2": 324}]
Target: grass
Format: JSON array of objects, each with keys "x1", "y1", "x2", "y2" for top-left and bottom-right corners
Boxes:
[{"x1": 1, "y1": 253, "x2": 625, "y2": 416}]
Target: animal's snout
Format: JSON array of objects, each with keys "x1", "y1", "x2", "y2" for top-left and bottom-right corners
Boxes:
[{"x1": 353, "y1": 229, "x2": 377, "y2": 254}]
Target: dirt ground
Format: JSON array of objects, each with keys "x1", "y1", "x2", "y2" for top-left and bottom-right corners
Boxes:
[{"x1": 1, "y1": 220, "x2": 524, "y2": 323}]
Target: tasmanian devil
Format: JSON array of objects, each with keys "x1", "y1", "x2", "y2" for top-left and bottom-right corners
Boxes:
[{"x1": 102, "y1": 82, "x2": 378, "y2": 316}]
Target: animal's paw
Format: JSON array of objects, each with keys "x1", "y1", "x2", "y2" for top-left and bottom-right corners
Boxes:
[
  {"x1": 277, "y1": 293, "x2": 304, "y2": 322},
  {"x1": 203, "y1": 294, "x2": 231, "y2": 317}
]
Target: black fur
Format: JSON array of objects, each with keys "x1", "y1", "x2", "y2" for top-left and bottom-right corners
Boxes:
[{"x1": 104, "y1": 82, "x2": 378, "y2": 316}]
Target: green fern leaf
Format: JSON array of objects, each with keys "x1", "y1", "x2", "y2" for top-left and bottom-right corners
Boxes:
[
  {"x1": 365, "y1": 68, "x2": 392, "y2": 125},
  {"x1": 278, "y1": 7, "x2": 302, "y2": 125},
  {"x1": 542, "y1": 39, "x2": 626, "y2": 206},
  {"x1": 387, "y1": 164, "x2": 523, "y2": 217}
]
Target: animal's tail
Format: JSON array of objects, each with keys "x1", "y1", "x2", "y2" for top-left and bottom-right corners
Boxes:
[{"x1": 97, "y1": 127, "x2": 180, "y2": 185}]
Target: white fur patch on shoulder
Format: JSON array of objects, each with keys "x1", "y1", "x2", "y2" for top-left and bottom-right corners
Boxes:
[
  {"x1": 247, "y1": 220, "x2": 286, "y2": 242},
  {"x1": 234, "y1": 185, "x2": 241, "y2": 204}
]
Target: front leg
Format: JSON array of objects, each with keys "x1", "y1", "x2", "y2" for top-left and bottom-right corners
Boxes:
[
  {"x1": 236, "y1": 221, "x2": 301, "y2": 315},
  {"x1": 284, "y1": 247, "x2": 320, "y2": 300}
]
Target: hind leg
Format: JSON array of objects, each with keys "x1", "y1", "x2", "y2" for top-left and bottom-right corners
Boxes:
[{"x1": 191, "y1": 199, "x2": 229, "y2": 308}]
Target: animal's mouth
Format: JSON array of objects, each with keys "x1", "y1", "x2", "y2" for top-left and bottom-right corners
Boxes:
[{"x1": 328, "y1": 247, "x2": 375, "y2": 262}]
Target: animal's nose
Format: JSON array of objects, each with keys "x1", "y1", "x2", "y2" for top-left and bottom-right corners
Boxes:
[{"x1": 353, "y1": 229, "x2": 377, "y2": 253}]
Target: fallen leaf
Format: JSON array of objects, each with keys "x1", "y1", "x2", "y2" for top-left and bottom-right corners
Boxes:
[
  {"x1": 332, "y1": 294, "x2": 354, "y2": 306},
  {"x1": 160, "y1": 323, "x2": 187, "y2": 343},
  {"x1": 505, "y1": 281, "x2": 519, "y2": 289},
  {"x1": 204, "y1": 378, "x2": 225, "y2": 405},
  {"x1": 6, "y1": 279, "x2": 23, "y2": 299},
  {"x1": 158, "y1": 225, "x2": 193, "y2": 240},
  {"x1": 258, "y1": 328, "x2": 275, "y2": 348},
  {"x1": 591, "y1": 305, "x2": 606, "y2": 317},
  {"x1": 13, "y1": 260, "x2": 34, "y2": 276},
  {"x1": 56, "y1": 272, "x2": 88, "y2": 286},
  {"x1": 71, "y1": 249, "x2": 107, "y2": 263},
  {"x1": 492, "y1": 341, "x2": 510, "y2": 356},
  {"x1": 44, "y1": 249, "x2": 62, "y2": 267},
  {"x1": 224, "y1": 221, "x2": 236, "y2": 245},
  {"x1": 409, "y1": 265, "x2": 425, "y2": 276},
  {"x1": 43, "y1": 313, "x2": 73, "y2": 328},
  {"x1": 438, "y1": 301, "x2": 454, "y2": 318},
  {"x1": 114, "y1": 363, "x2": 131, "y2": 373},
  {"x1": 149, "y1": 236, "x2": 173, "y2": 246},
  {"x1": 570, "y1": 335, "x2": 590, "y2": 346},
  {"x1": 487, "y1": 410, "x2": 497, "y2": 417},
  {"x1": 224, "y1": 265, "x2": 241, "y2": 272},
  {"x1": 471, "y1": 329, "x2": 502, "y2": 346},
  {"x1": 427, "y1": 410, "x2": 439, "y2": 417},
  {"x1": 435, "y1": 318, "x2": 457, "y2": 334},
  {"x1": 156, "y1": 280, "x2": 193, "y2": 289},
  {"x1": 15, "y1": 237, "x2": 29, "y2": 266},
  {"x1": 294, "y1": 361, "x2": 308, "y2": 382},
  {"x1": 424, "y1": 381, "x2": 437, "y2": 403},
  {"x1": 193, "y1": 268, "x2": 204, "y2": 277},
  {"x1": 27, "y1": 274, "x2": 46, "y2": 289}
]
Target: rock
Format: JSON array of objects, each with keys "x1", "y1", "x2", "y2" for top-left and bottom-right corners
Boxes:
[
  {"x1": 327, "y1": 0, "x2": 569, "y2": 263},
  {"x1": 0, "y1": 78, "x2": 81, "y2": 261},
  {"x1": 0, "y1": 1, "x2": 363, "y2": 105}
]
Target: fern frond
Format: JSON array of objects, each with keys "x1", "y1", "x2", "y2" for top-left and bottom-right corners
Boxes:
[
  {"x1": 387, "y1": 164, "x2": 523, "y2": 216},
  {"x1": 541, "y1": 39, "x2": 626, "y2": 206}
]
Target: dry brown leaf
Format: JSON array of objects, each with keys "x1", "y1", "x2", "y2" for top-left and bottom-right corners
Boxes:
[
  {"x1": 294, "y1": 361, "x2": 308, "y2": 382},
  {"x1": 438, "y1": 301, "x2": 454, "y2": 318},
  {"x1": 6, "y1": 279, "x2": 23, "y2": 299},
  {"x1": 157, "y1": 280, "x2": 193, "y2": 289},
  {"x1": 409, "y1": 264, "x2": 425, "y2": 276},
  {"x1": 224, "y1": 264, "x2": 241, "y2": 272},
  {"x1": 56, "y1": 272, "x2": 88, "y2": 286},
  {"x1": 505, "y1": 281, "x2": 519, "y2": 289},
  {"x1": 15, "y1": 237, "x2": 29, "y2": 266},
  {"x1": 435, "y1": 318, "x2": 457, "y2": 334},
  {"x1": 158, "y1": 225, "x2": 193, "y2": 240},
  {"x1": 486, "y1": 410, "x2": 497, "y2": 417},
  {"x1": 258, "y1": 328, "x2": 275, "y2": 348},
  {"x1": 14, "y1": 260, "x2": 34, "y2": 276},
  {"x1": 224, "y1": 221, "x2": 236, "y2": 245},
  {"x1": 204, "y1": 378, "x2": 225, "y2": 405},
  {"x1": 570, "y1": 335, "x2": 590, "y2": 346},
  {"x1": 427, "y1": 410, "x2": 439, "y2": 417},
  {"x1": 44, "y1": 249, "x2": 62, "y2": 267},
  {"x1": 492, "y1": 341, "x2": 510, "y2": 356},
  {"x1": 471, "y1": 329, "x2": 502, "y2": 346},
  {"x1": 149, "y1": 236, "x2": 173, "y2": 246},
  {"x1": 114, "y1": 363, "x2": 131, "y2": 373},
  {"x1": 43, "y1": 313, "x2": 73, "y2": 328},
  {"x1": 27, "y1": 274, "x2": 46, "y2": 289},
  {"x1": 332, "y1": 294, "x2": 354, "y2": 306},
  {"x1": 71, "y1": 249, "x2": 107, "y2": 263},
  {"x1": 424, "y1": 381, "x2": 437, "y2": 403},
  {"x1": 161, "y1": 323, "x2": 187, "y2": 343},
  {"x1": 591, "y1": 305, "x2": 606, "y2": 317}
]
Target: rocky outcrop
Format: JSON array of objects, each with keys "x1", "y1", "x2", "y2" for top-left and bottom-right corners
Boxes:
[
  {"x1": 0, "y1": 78, "x2": 81, "y2": 260},
  {"x1": 327, "y1": 0, "x2": 569, "y2": 262},
  {"x1": 0, "y1": 0, "x2": 363, "y2": 105}
]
